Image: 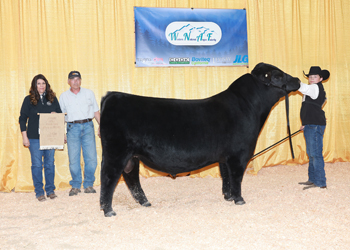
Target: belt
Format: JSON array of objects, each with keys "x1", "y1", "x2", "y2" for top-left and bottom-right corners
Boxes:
[{"x1": 69, "y1": 118, "x2": 93, "y2": 124}]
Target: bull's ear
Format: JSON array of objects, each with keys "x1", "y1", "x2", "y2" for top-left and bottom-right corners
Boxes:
[
  {"x1": 251, "y1": 62, "x2": 265, "y2": 77},
  {"x1": 251, "y1": 62, "x2": 277, "y2": 76}
]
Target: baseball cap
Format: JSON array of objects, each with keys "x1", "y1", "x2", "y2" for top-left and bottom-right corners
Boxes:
[{"x1": 68, "y1": 71, "x2": 82, "y2": 79}]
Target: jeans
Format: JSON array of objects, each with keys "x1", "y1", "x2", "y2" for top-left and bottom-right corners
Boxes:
[
  {"x1": 67, "y1": 121, "x2": 97, "y2": 189},
  {"x1": 303, "y1": 124, "x2": 326, "y2": 187},
  {"x1": 29, "y1": 139, "x2": 56, "y2": 198}
]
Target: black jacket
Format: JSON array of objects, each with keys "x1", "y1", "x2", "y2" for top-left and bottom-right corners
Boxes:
[{"x1": 19, "y1": 95, "x2": 62, "y2": 139}]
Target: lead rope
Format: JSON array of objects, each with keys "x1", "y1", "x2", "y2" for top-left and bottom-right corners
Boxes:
[
  {"x1": 251, "y1": 93, "x2": 302, "y2": 160},
  {"x1": 252, "y1": 130, "x2": 301, "y2": 159},
  {"x1": 285, "y1": 93, "x2": 295, "y2": 158}
]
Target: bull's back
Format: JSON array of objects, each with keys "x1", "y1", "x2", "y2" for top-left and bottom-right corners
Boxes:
[
  {"x1": 101, "y1": 91, "x2": 232, "y2": 135},
  {"x1": 102, "y1": 92, "x2": 235, "y2": 153},
  {"x1": 101, "y1": 89, "x2": 259, "y2": 146}
]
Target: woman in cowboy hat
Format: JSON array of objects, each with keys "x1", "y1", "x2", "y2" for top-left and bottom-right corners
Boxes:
[{"x1": 298, "y1": 66, "x2": 330, "y2": 190}]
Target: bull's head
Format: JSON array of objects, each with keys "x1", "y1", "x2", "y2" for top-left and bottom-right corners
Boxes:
[
  {"x1": 251, "y1": 63, "x2": 300, "y2": 93},
  {"x1": 251, "y1": 62, "x2": 301, "y2": 159}
]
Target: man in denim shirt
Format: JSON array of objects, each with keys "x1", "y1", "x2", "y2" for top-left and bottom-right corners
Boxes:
[{"x1": 59, "y1": 71, "x2": 100, "y2": 196}]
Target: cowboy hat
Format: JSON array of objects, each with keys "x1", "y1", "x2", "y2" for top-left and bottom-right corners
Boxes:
[{"x1": 303, "y1": 66, "x2": 330, "y2": 81}]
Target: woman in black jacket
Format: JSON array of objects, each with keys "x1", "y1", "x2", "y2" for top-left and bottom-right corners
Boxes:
[{"x1": 19, "y1": 74, "x2": 62, "y2": 201}]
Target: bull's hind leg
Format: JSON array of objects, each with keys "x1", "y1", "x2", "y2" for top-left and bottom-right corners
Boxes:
[
  {"x1": 100, "y1": 155, "x2": 126, "y2": 217},
  {"x1": 220, "y1": 157, "x2": 246, "y2": 205},
  {"x1": 122, "y1": 157, "x2": 151, "y2": 207}
]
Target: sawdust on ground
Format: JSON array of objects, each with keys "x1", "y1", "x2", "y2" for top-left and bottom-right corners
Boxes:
[{"x1": 0, "y1": 162, "x2": 349, "y2": 250}]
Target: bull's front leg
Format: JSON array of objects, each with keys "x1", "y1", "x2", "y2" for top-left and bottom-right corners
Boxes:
[
  {"x1": 219, "y1": 162, "x2": 232, "y2": 201},
  {"x1": 220, "y1": 158, "x2": 246, "y2": 205}
]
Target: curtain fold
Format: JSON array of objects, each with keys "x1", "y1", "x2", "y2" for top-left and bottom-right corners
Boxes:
[{"x1": 1, "y1": 0, "x2": 349, "y2": 192}]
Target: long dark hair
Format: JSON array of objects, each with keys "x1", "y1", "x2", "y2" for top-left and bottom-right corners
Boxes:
[{"x1": 29, "y1": 74, "x2": 56, "y2": 105}]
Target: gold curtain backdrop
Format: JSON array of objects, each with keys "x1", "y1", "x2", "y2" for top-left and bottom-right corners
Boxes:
[{"x1": 1, "y1": 0, "x2": 349, "y2": 192}]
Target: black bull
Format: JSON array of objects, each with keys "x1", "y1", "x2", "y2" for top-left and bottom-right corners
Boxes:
[{"x1": 99, "y1": 63, "x2": 300, "y2": 217}]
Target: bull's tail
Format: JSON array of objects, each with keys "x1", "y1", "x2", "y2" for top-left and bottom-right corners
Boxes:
[{"x1": 100, "y1": 91, "x2": 114, "y2": 115}]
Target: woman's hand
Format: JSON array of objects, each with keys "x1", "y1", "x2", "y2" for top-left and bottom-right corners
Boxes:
[{"x1": 22, "y1": 131, "x2": 30, "y2": 147}]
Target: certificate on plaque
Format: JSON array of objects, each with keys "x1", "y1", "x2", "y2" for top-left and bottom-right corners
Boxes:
[{"x1": 39, "y1": 113, "x2": 65, "y2": 150}]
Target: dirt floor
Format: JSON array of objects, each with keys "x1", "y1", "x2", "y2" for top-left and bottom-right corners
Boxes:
[{"x1": 1, "y1": 162, "x2": 349, "y2": 250}]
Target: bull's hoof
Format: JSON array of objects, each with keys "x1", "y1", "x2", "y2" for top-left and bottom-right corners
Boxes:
[
  {"x1": 104, "y1": 210, "x2": 117, "y2": 217},
  {"x1": 224, "y1": 195, "x2": 234, "y2": 201},
  {"x1": 234, "y1": 200, "x2": 246, "y2": 205},
  {"x1": 223, "y1": 192, "x2": 232, "y2": 201},
  {"x1": 141, "y1": 201, "x2": 151, "y2": 207}
]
